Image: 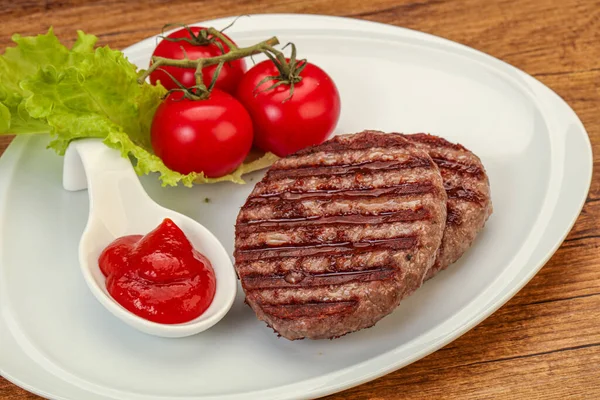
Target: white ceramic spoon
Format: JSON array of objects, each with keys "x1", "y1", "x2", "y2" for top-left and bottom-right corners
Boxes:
[{"x1": 63, "y1": 139, "x2": 236, "y2": 338}]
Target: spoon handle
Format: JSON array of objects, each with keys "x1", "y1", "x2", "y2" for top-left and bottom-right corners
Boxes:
[{"x1": 63, "y1": 139, "x2": 152, "y2": 218}]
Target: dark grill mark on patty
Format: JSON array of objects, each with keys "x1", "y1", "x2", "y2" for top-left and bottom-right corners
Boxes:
[
  {"x1": 446, "y1": 204, "x2": 463, "y2": 226},
  {"x1": 267, "y1": 157, "x2": 433, "y2": 180},
  {"x1": 431, "y1": 156, "x2": 484, "y2": 179},
  {"x1": 249, "y1": 182, "x2": 437, "y2": 202},
  {"x1": 446, "y1": 186, "x2": 486, "y2": 204},
  {"x1": 235, "y1": 236, "x2": 418, "y2": 261},
  {"x1": 236, "y1": 207, "x2": 431, "y2": 233},
  {"x1": 261, "y1": 301, "x2": 359, "y2": 319},
  {"x1": 242, "y1": 267, "x2": 396, "y2": 290}
]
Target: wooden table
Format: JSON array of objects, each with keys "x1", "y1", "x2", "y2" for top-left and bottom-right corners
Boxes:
[{"x1": 1, "y1": 0, "x2": 599, "y2": 398}]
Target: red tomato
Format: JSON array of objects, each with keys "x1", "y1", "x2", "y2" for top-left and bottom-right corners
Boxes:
[
  {"x1": 149, "y1": 27, "x2": 246, "y2": 94},
  {"x1": 151, "y1": 89, "x2": 253, "y2": 177},
  {"x1": 235, "y1": 59, "x2": 341, "y2": 157}
]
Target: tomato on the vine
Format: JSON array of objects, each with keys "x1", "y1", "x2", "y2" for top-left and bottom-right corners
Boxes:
[
  {"x1": 235, "y1": 59, "x2": 341, "y2": 157},
  {"x1": 149, "y1": 27, "x2": 246, "y2": 95},
  {"x1": 151, "y1": 89, "x2": 253, "y2": 177}
]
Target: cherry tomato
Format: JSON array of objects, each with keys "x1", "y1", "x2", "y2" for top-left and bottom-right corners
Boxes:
[
  {"x1": 235, "y1": 59, "x2": 341, "y2": 157},
  {"x1": 151, "y1": 89, "x2": 253, "y2": 177},
  {"x1": 149, "y1": 27, "x2": 246, "y2": 94}
]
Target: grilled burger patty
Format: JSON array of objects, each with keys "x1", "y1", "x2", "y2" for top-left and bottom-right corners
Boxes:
[
  {"x1": 404, "y1": 133, "x2": 492, "y2": 280},
  {"x1": 234, "y1": 131, "x2": 447, "y2": 340}
]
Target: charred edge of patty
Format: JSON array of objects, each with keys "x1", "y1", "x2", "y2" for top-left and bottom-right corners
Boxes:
[
  {"x1": 288, "y1": 130, "x2": 413, "y2": 157},
  {"x1": 405, "y1": 133, "x2": 468, "y2": 152}
]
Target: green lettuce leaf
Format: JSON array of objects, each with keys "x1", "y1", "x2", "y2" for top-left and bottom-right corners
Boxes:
[
  {"x1": 0, "y1": 28, "x2": 97, "y2": 135},
  {"x1": 0, "y1": 28, "x2": 276, "y2": 187},
  {"x1": 105, "y1": 130, "x2": 279, "y2": 187},
  {"x1": 0, "y1": 102, "x2": 9, "y2": 132}
]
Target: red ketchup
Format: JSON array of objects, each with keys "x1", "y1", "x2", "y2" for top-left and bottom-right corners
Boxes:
[{"x1": 98, "y1": 218, "x2": 216, "y2": 324}]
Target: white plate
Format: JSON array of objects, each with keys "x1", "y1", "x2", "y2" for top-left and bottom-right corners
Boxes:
[{"x1": 0, "y1": 14, "x2": 592, "y2": 400}]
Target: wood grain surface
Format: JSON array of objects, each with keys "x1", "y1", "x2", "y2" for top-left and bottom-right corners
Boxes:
[{"x1": 1, "y1": 0, "x2": 599, "y2": 399}]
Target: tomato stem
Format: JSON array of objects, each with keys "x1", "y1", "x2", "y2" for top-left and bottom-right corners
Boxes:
[
  {"x1": 140, "y1": 24, "x2": 306, "y2": 102},
  {"x1": 193, "y1": 62, "x2": 208, "y2": 98},
  {"x1": 208, "y1": 27, "x2": 238, "y2": 53},
  {"x1": 254, "y1": 43, "x2": 306, "y2": 102},
  {"x1": 138, "y1": 34, "x2": 279, "y2": 86}
]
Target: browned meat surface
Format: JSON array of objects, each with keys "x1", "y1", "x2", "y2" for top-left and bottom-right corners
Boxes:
[
  {"x1": 404, "y1": 133, "x2": 492, "y2": 280},
  {"x1": 234, "y1": 131, "x2": 447, "y2": 340}
]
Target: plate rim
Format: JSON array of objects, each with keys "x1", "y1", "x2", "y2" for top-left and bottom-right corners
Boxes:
[{"x1": 0, "y1": 13, "x2": 593, "y2": 400}]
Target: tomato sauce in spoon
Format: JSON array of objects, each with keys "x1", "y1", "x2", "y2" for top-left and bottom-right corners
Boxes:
[{"x1": 99, "y1": 218, "x2": 216, "y2": 324}]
